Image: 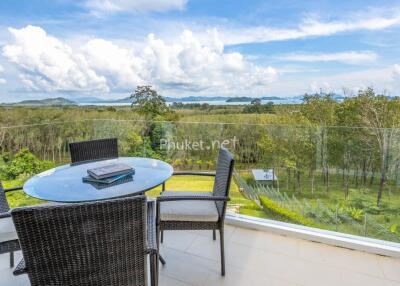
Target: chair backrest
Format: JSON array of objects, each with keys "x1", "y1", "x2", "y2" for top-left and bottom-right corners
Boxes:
[
  {"x1": 212, "y1": 147, "x2": 235, "y2": 218},
  {"x1": 0, "y1": 182, "x2": 10, "y2": 214},
  {"x1": 69, "y1": 138, "x2": 118, "y2": 164},
  {"x1": 12, "y1": 196, "x2": 148, "y2": 286}
]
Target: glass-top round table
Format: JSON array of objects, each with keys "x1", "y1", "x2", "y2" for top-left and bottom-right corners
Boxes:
[{"x1": 23, "y1": 157, "x2": 174, "y2": 203}]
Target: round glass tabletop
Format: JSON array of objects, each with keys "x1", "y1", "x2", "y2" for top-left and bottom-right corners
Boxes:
[{"x1": 23, "y1": 157, "x2": 173, "y2": 203}]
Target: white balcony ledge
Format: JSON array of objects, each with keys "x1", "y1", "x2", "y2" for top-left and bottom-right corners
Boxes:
[{"x1": 226, "y1": 213, "x2": 400, "y2": 259}]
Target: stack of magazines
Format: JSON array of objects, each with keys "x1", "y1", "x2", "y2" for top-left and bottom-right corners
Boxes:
[{"x1": 83, "y1": 163, "x2": 135, "y2": 184}]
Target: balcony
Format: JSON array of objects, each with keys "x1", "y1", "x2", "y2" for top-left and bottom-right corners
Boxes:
[
  {"x1": 1, "y1": 218, "x2": 400, "y2": 286},
  {"x1": 1, "y1": 120, "x2": 400, "y2": 285}
]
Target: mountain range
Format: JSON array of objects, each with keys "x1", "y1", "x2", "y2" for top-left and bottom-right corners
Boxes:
[
  {"x1": 1, "y1": 97, "x2": 77, "y2": 106},
  {"x1": 0, "y1": 94, "x2": 346, "y2": 106}
]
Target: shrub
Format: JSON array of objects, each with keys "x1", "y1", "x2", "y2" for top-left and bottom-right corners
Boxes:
[
  {"x1": 173, "y1": 159, "x2": 183, "y2": 168},
  {"x1": 259, "y1": 195, "x2": 318, "y2": 227},
  {"x1": 343, "y1": 206, "x2": 364, "y2": 222},
  {"x1": 196, "y1": 160, "x2": 204, "y2": 170},
  {"x1": 1, "y1": 148, "x2": 54, "y2": 180},
  {"x1": 106, "y1": 106, "x2": 117, "y2": 112},
  {"x1": 390, "y1": 224, "x2": 398, "y2": 234},
  {"x1": 125, "y1": 133, "x2": 161, "y2": 159}
]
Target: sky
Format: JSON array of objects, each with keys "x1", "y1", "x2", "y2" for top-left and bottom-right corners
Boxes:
[{"x1": 0, "y1": 0, "x2": 400, "y2": 102}]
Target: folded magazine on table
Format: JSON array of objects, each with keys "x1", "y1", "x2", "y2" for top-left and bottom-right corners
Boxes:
[
  {"x1": 83, "y1": 169, "x2": 135, "y2": 184},
  {"x1": 87, "y1": 163, "x2": 134, "y2": 179}
]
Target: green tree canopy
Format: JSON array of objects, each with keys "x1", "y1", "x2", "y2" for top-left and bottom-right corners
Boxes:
[
  {"x1": 130, "y1": 85, "x2": 172, "y2": 118},
  {"x1": 0, "y1": 148, "x2": 54, "y2": 180}
]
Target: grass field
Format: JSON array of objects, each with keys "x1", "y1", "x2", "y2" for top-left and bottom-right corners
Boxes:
[
  {"x1": 4, "y1": 174, "x2": 248, "y2": 207},
  {"x1": 4, "y1": 170, "x2": 400, "y2": 242}
]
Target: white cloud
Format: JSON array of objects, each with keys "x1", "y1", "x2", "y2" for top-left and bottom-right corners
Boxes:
[
  {"x1": 304, "y1": 67, "x2": 394, "y2": 95},
  {"x1": 141, "y1": 30, "x2": 277, "y2": 93},
  {"x1": 84, "y1": 0, "x2": 187, "y2": 14},
  {"x1": 309, "y1": 81, "x2": 332, "y2": 94},
  {"x1": 218, "y1": 14, "x2": 400, "y2": 45},
  {"x1": 2, "y1": 25, "x2": 278, "y2": 95},
  {"x1": 2, "y1": 25, "x2": 108, "y2": 92},
  {"x1": 82, "y1": 39, "x2": 145, "y2": 88},
  {"x1": 393, "y1": 64, "x2": 400, "y2": 80},
  {"x1": 0, "y1": 65, "x2": 5, "y2": 84},
  {"x1": 278, "y1": 51, "x2": 378, "y2": 64},
  {"x1": 258, "y1": 65, "x2": 397, "y2": 97}
]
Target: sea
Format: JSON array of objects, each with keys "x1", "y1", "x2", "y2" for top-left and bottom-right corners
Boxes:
[{"x1": 78, "y1": 98, "x2": 302, "y2": 106}]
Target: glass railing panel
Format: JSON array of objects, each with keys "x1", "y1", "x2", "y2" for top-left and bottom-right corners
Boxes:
[{"x1": 1, "y1": 120, "x2": 400, "y2": 243}]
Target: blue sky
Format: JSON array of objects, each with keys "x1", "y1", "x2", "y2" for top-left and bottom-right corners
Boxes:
[{"x1": 0, "y1": 0, "x2": 400, "y2": 101}]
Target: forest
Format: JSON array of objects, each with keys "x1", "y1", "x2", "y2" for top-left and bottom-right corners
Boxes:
[{"x1": 1, "y1": 87, "x2": 400, "y2": 242}]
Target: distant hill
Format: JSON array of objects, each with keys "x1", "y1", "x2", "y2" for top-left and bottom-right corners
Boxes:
[
  {"x1": 72, "y1": 96, "x2": 105, "y2": 103},
  {"x1": 1, "y1": 97, "x2": 77, "y2": 106},
  {"x1": 261, "y1": 96, "x2": 285, "y2": 100},
  {"x1": 226, "y1": 97, "x2": 253, "y2": 102},
  {"x1": 1, "y1": 93, "x2": 347, "y2": 107}
]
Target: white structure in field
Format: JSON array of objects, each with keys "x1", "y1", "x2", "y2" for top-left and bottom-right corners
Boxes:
[{"x1": 252, "y1": 169, "x2": 278, "y2": 183}]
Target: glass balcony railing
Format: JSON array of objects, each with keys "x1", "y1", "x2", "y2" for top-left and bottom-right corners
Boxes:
[{"x1": 1, "y1": 119, "x2": 400, "y2": 243}]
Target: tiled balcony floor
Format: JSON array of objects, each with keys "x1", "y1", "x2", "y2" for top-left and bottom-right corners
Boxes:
[{"x1": 1, "y1": 224, "x2": 400, "y2": 286}]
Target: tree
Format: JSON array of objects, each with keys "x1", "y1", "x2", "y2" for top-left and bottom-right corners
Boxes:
[
  {"x1": 130, "y1": 85, "x2": 171, "y2": 118},
  {"x1": 243, "y1": 99, "x2": 274, "y2": 114},
  {"x1": 338, "y1": 88, "x2": 400, "y2": 206},
  {"x1": 0, "y1": 148, "x2": 54, "y2": 180},
  {"x1": 301, "y1": 93, "x2": 338, "y2": 192}
]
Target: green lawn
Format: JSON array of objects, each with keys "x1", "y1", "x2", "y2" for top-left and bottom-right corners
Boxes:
[
  {"x1": 4, "y1": 174, "x2": 248, "y2": 208},
  {"x1": 5, "y1": 171, "x2": 398, "y2": 242}
]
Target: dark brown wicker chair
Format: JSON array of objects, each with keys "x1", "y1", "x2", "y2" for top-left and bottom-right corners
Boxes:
[
  {"x1": 11, "y1": 195, "x2": 158, "y2": 286},
  {"x1": 156, "y1": 147, "x2": 234, "y2": 276},
  {"x1": 69, "y1": 138, "x2": 118, "y2": 164},
  {"x1": 0, "y1": 182, "x2": 22, "y2": 268}
]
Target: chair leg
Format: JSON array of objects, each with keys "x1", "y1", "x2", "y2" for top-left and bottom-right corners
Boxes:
[
  {"x1": 219, "y1": 228, "x2": 225, "y2": 276},
  {"x1": 150, "y1": 254, "x2": 158, "y2": 286},
  {"x1": 10, "y1": 251, "x2": 14, "y2": 268},
  {"x1": 213, "y1": 229, "x2": 216, "y2": 240},
  {"x1": 161, "y1": 230, "x2": 164, "y2": 243},
  {"x1": 159, "y1": 255, "x2": 166, "y2": 265},
  {"x1": 157, "y1": 226, "x2": 166, "y2": 266}
]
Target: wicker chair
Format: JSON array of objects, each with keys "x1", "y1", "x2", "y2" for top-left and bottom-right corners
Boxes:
[
  {"x1": 156, "y1": 147, "x2": 234, "y2": 276},
  {"x1": 0, "y1": 182, "x2": 22, "y2": 268},
  {"x1": 12, "y1": 195, "x2": 158, "y2": 286},
  {"x1": 69, "y1": 138, "x2": 119, "y2": 164}
]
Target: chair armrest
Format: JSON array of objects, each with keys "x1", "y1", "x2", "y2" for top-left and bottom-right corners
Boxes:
[
  {"x1": 162, "y1": 171, "x2": 215, "y2": 192},
  {"x1": 172, "y1": 171, "x2": 216, "y2": 177},
  {"x1": 157, "y1": 195, "x2": 229, "y2": 202},
  {"x1": 13, "y1": 258, "x2": 27, "y2": 276},
  {"x1": 3, "y1": 186, "x2": 23, "y2": 193},
  {"x1": 0, "y1": 211, "x2": 11, "y2": 219},
  {"x1": 146, "y1": 200, "x2": 157, "y2": 254}
]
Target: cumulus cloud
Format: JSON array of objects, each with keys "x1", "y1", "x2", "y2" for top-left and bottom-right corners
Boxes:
[
  {"x1": 82, "y1": 39, "x2": 145, "y2": 88},
  {"x1": 2, "y1": 26, "x2": 108, "y2": 92},
  {"x1": 84, "y1": 0, "x2": 187, "y2": 14},
  {"x1": 2, "y1": 25, "x2": 278, "y2": 95},
  {"x1": 141, "y1": 30, "x2": 277, "y2": 93},
  {"x1": 278, "y1": 51, "x2": 378, "y2": 64},
  {"x1": 219, "y1": 14, "x2": 400, "y2": 45}
]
